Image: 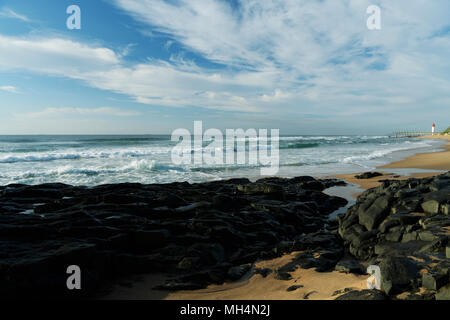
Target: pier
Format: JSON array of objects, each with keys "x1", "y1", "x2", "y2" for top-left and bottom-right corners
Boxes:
[{"x1": 392, "y1": 131, "x2": 440, "y2": 138}]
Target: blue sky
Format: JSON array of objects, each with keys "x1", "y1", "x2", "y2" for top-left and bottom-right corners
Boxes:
[{"x1": 0, "y1": 0, "x2": 449, "y2": 135}]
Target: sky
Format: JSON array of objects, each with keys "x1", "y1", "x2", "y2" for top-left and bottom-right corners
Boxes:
[{"x1": 0, "y1": 0, "x2": 449, "y2": 135}]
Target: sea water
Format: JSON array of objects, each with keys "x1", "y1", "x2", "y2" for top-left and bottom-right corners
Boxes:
[{"x1": 0, "y1": 135, "x2": 445, "y2": 186}]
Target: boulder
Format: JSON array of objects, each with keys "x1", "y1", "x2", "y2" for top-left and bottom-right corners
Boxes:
[
  {"x1": 227, "y1": 264, "x2": 252, "y2": 280},
  {"x1": 442, "y1": 204, "x2": 450, "y2": 215},
  {"x1": 436, "y1": 284, "x2": 450, "y2": 300},
  {"x1": 358, "y1": 196, "x2": 391, "y2": 230},
  {"x1": 254, "y1": 268, "x2": 272, "y2": 278},
  {"x1": 379, "y1": 256, "x2": 420, "y2": 295},
  {"x1": 355, "y1": 172, "x2": 383, "y2": 179},
  {"x1": 334, "y1": 259, "x2": 365, "y2": 274},
  {"x1": 422, "y1": 272, "x2": 448, "y2": 291},
  {"x1": 421, "y1": 200, "x2": 440, "y2": 215}
]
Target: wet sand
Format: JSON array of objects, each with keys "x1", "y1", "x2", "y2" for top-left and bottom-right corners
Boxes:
[{"x1": 380, "y1": 135, "x2": 450, "y2": 171}]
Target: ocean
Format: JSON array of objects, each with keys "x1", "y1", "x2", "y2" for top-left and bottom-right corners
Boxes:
[{"x1": 0, "y1": 135, "x2": 445, "y2": 186}]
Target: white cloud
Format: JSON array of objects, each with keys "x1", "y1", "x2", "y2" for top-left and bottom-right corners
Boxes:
[
  {"x1": 0, "y1": 8, "x2": 30, "y2": 22},
  {"x1": 0, "y1": 0, "x2": 449, "y2": 129},
  {"x1": 0, "y1": 85, "x2": 19, "y2": 93},
  {"x1": 109, "y1": 0, "x2": 450, "y2": 116},
  {"x1": 0, "y1": 35, "x2": 120, "y2": 76},
  {"x1": 19, "y1": 107, "x2": 141, "y2": 118}
]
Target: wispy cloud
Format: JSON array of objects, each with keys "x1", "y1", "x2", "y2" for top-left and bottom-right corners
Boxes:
[
  {"x1": 0, "y1": 8, "x2": 30, "y2": 22},
  {"x1": 20, "y1": 107, "x2": 141, "y2": 118},
  {"x1": 0, "y1": 0, "x2": 449, "y2": 128},
  {"x1": 0, "y1": 85, "x2": 19, "y2": 93}
]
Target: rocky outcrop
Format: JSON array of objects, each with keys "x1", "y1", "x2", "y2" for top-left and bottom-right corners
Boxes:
[
  {"x1": 0, "y1": 176, "x2": 347, "y2": 299},
  {"x1": 338, "y1": 172, "x2": 450, "y2": 298}
]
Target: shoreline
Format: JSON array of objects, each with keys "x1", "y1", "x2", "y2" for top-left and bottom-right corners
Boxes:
[
  {"x1": 379, "y1": 135, "x2": 450, "y2": 171},
  {"x1": 1, "y1": 135, "x2": 448, "y2": 300},
  {"x1": 335, "y1": 135, "x2": 449, "y2": 193},
  {"x1": 105, "y1": 135, "x2": 450, "y2": 300}
]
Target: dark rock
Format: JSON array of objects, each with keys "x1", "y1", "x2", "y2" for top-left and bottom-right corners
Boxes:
[
  {"x1": 332, "y1": 288, "x2": 353, "y2": 296},
  {"x1": 442, "y1": 204, "x2": 450, "y2": 215},
  {"x1": 254, "y1": 268, "x2": 272, "y2": 278},
  {"x1": 336, "y1": 289, "x2": 387, "y2": 300},
  {"x1": 286, "y1": 285, "x2": 304, "y2": 292},
  {"x1": 358, "y1": 196, "x2": 391, "y2": 231},
  {"x1": 237, "y1": 183, "x2": 284, "y2": 199},
  {"x1": 339, "y1": 172, "x2": 450, "y2": 267},
  {"x1": 403, "y1": 290, "x2": 436, "y2": 300},
  {"x1": 422, "y1": 272, "x2": 448, "y2": 291},
  {"x1": 421, "y1": 200, "x2": 440, "y2": 215},
  {"x1": 274, "y1": 270, "x2": 292, "y2": 281},
  {"x1": 436, "y1": 284, "x2": 450, "y2": 300},
  {"x1": 335, "y1": 289, "x2": 387, "y2": 300},
  {"x1": 154, "y1": 282, "x2": 205, "y2": 291},
  {"x1": 133, "y1": 230, "x2": 170, "y2": 249},
  {"x1": 335, "y1": 259, "x2": 365, "y2": 274},
  {"x1": 0, "y1": 175, "x2": 350, "y2": 298},
  {"x1": 303, "y1": 291, "x2": 317, "y2": 299},
  {"x1": 227, "y1": 264, "x2": 251, "y2": 281},
  {"x1": 379, "y1": 256, "x2": 420, "y2": 295},
  {"x1": 300, "y1": 181, "x2": 325, "y2": 191},
  {"x1": 355, "y1": 172, "x2": 383, "y2": 179}
]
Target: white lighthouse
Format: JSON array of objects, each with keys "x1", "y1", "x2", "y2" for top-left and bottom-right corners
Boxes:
[{"x1": 432, "y1": 123, "x2": 436, "y2": 136}]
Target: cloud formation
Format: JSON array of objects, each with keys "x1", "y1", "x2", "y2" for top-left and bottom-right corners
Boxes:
[
  {"x1": 0, "y1": 85, "x2": 19, "y2": 93},
  {"x1": 0, "y1": 8, "x2": 30, "y2": 22},
  {"x1": 19, "y1": 107, "x2": 141, "y2": 118},
  {"x1": 0, "y1": 1, "x2": 449, "y2": 129}
]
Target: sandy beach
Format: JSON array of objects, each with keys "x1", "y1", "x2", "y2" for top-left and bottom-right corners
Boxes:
[
  {"x1": 107, "y1": 253, "x2": 369, "y2": 300},
  {"x1": 380, "y1": 135, "x2": 450, "y2": 171},
  {"x1": 336, "y1": 135, "x2": 449, "y2": 193}
]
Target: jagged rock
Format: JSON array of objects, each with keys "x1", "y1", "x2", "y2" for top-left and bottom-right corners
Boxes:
[
  {"x1": 236, "y1": 183, "x2": 284, "y2": 198},
  {"x1": 403, "y1": 290, "x2": 436, "y2": 300},
  {"x1": 332, "y1": 288, "x2": 353, "y2": 296},
  {"x1": 422, "y1": 272, "x2": 448, "y2": 291},
  {"x1": 421, "y1": 200, "x2": 440, "y2": 215},
  {"x1": 335, "y1": 289, "x2": 387, "y2": 300},
  {"x1": 358, "y1": 196, "x2": 391, "y2": 231},
  {"x1": 339, "y1": 172, "x2": 450, "y2": 264},
  {"x1": 227, "y1": 264, "x2": 251, "y2": 280},
  {"x1": 274, "y1": 270, "x2": 292, "y2": 281},
  {"x1": 0, "y1": 176, "x2": 349, "y2": 298},
  {"x1": 379, "y1": 256, "x2": 420, "y2": 295},
  {"x1": 442, "y1": 204, "x2": 450, "y2": 215},
  {"x1": 254, "y1": 268, "x2": 272, "y2": 278},
  {"x1": 436, "y1": 284, "x2": 450, "y2": 300},
  {"x1": 335, "y1": 259, "x2": 365, "y2": 274}
]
